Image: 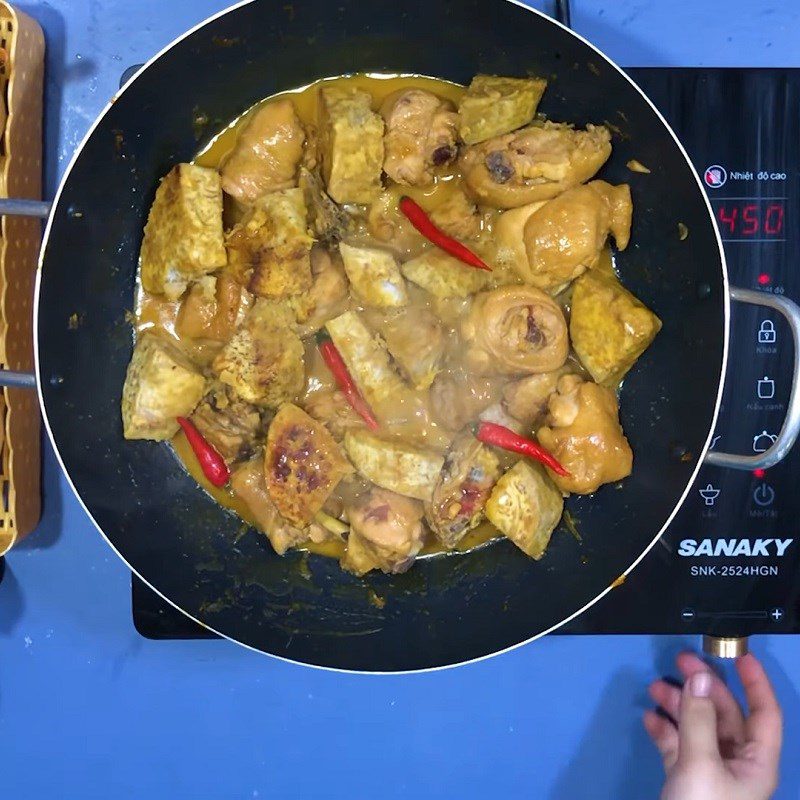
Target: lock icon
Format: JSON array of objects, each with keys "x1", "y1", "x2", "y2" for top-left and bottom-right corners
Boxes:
[{"x1": 758, "y1": 320, "x2": 776, "y2": 344}]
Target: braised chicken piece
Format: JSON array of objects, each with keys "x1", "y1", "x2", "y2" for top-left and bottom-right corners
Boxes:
[
  {"x1": 366, "y1": 305, "x2": 446, "y2": 390},
  {"x1": 367, "y1": 189, "x2": 428, "y2": 259},
  {"x1": 220, "y1": 99, "x2": 306, "y2": 205},
  {"x1": 485, "y1": 460, "x2": 563, "y2": 559},
  {"x1": 225, "y1": 187, "x2": 313, "y2": 299},
  {"x1": 429, "y1": 367, "x2": 504, "y2": 432},
  {"x1": 298, "y1": 167, "x2": 350, "y2": 244},
  {"x1": 427, "y1": 187, "x2": 482, "y2": 241},
  {"x1": 122, "y1": 333, "x2": 207, "y2": 440},
  {"x1": 381, "y1": 88, "x2": 459, "y2": 186},
  {"x1": 176, "y1": 274, "x2": 252, "y2": 342},
  {"x1": 493, "y1": 200, "x2": 547, "y2": 281},
  {"x1": 230, "y1": 459, "x2": 311, "y2": 555},
  {"x1": 537, "y1": 374, "x2": 633, "y2": 494},
  {"x1": 140, "y1": 164, "x2": 227, "y2": 299},
  {"x1": 301, "y1": 387, "x2": 366, "y2": 441},
  {"x1": 460, "y1": 121, "x2": 612, "y2": 209},
  {"x1": 425, "y1": 433, "x2": 501, "y2": 548},
  {"x1": 212, "y1": 301, "x2": 304, "y2": 408},
  {"x1": 265, "y1": 403, "x2": 352, "y2": 526},
  {"x1": 569, "y1": 271, "x2": 662, "y2": 386},
  {"x1": 341, "y1": 487, "x2": 426, "y2": 576},
  {"x1": 521, "y1": 181, "x2": 632, "y2": 292},
  {"x1": 458, "y1": 75, "x2": 547, "y2": 144},
  {"x1": 190, "y1": 383, "x2": 263, "y2": 463},
  {"x1": 289, "y1": 246, "x2": 350, "y2": 338},
  {"x1": 461, "y1": 286, "x2": 569, "y2": 376},
  {"x1": 318, "y1": 86, "x2": 384, "y2": 204},
  {"x1": 502, "y1": 368, "x2": 569, "y2": 428}
]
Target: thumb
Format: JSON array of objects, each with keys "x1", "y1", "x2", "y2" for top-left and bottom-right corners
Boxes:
[{"x1": 678, "y1": 670, "x2": 722, "y2": 764}]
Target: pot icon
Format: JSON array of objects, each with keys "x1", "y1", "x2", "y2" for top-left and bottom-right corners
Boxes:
[{"x1": 753, "y1": 431, "x2": 778, "y2": 453}]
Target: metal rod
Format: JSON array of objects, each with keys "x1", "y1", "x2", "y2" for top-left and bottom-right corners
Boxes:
[
  {"x1": 555, "y1": 0, "x2": 572, "y2": 28},
  {"x1": 0, "y1": 370, "x2": 36, "y2": 389},
  {"x1": 0, "y1": 198, "x2": 51, "y2": 218}
]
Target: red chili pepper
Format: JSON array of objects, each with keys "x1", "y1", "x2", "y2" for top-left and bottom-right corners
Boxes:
[
  {"x1": 177, "y1": 416, "x2": 231, "y2": 487},
  {"x1": 316, "y1": 331, "x2": 380, "y2": 431},
  {"x1": 398, "y1": 195, "x2": 492, "y2": 272},
  {"x1": 473, "y1": 420, "x2": 570, "y2": 477}
]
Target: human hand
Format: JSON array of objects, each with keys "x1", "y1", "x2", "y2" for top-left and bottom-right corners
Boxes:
[{"x1": 644, "y1": 652, "x2": 782, "y2": 800}]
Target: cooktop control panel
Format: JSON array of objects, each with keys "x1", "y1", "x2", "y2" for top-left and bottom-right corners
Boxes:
[
  {"x1": 132, "y1": 68, "x2": 800, "y2": 641},
  {"x1": 565, "y1": 68, "x2": 800, "y2": 636}
]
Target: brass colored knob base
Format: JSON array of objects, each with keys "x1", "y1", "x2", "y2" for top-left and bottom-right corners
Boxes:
[{"x1": 703, "y1": 635, "x2": 749, "y2": 659}]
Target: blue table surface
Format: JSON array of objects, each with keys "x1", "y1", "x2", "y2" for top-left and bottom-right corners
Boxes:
[{"x1": 3, "y1": 1, "x2": 800, "y2": 798}]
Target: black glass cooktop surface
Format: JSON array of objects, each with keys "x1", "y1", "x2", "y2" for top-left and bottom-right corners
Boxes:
[{"x1": 133, "y1": 68, "x2": 800, "y2": 642}]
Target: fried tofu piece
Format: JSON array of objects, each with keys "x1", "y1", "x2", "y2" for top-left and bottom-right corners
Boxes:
[
  {"x1": 401, "y1": 249, "x2": 489, "y2": 298},
  {"x1": 318, "y1": 87, "x2": 384, "y2": 204},
  {"x1": 425, "y1": 433, "x2": 501, "y2": 549},
  {"x1": 190, "y1": 383, "x2": 263, "y2": 463},
  {"x1": 485, "y1": 460, "x2": 563, "y2": 559},
  {"x1": 225, "y1": 188, "x2": 313, "y2": 300},
  {"x1": 221, "y1": 98, "x2": 305, "y2": 204},
  {"x1": 569, "y1": 271, "x2": 662, "y2": 385},
  {"x1": 121, "y1": 333, "x2": 206, "y2": 440},
  {"x1": 324, "y1": 311, "x2": 409, "y2": 408},
  {"x1": 140, "y1": 164, "x2": 227, "y2": 299},
  {"x1": 175, "y1": 274, "x2": 252, "y2": 342},
  {"x1": 458, "y1": 75, "x2": 547, "y2": 145},
  {"x1": 265, "y1": 403, "x2": 352, "y2": 526},
  {"x1": 212, "y1": 301, "x2": 304, "y2": 408},
  {"x1": 343, "y1": 430, "x2": 444, "y2": 501},
  {"x1": 341, "y1": 488, "x2": 426, "y2": 576},
  {"x1": 230, "y1": 459, "x2": 310, "y2": 555},
  {"x1": 338, "y1": 243, "x2": 408, "y2": 307}
]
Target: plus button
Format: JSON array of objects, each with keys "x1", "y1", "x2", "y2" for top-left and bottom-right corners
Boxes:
[{"x1": 771, "y1": 608, "x2": 784, "y2": 621}]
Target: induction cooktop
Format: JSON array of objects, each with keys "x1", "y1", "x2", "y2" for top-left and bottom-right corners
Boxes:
[{"x1": 132, "y1": 67, "x2": 800, "y2": 654}]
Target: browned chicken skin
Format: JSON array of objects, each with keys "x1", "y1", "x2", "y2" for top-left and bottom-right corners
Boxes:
[
  {"x1": 537, "y1": 375, "x2": 633, "y2": 494},
  {"x1": 460, "y1": 121, "x2": 612, "y2": 209},
  {"x1": 221, "y1": 99, "x2": 306, "y2": 204},
  {"x1": 381, "y1": 89, "x2": 459, "y2": 186},
  {"x1": 521, "y1": 181, "x2": 632, "y2": 292},
  {"x1": 461, "y1": 286, "x2": 569, "y2": 376},
  {"x1": 190, "y1": 383, "x2": 263, "y2": 463},
  {"x1": 342, "y1": 487, "x2": 426, "y2": 575}
]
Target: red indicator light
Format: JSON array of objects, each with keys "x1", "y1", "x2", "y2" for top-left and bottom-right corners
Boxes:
[
  {"x1": 753, "y1": 468, "x2": 766, "y2": 478},
  {"x1": 758, "y1": 273, "x2": 771, "y2": 286}
]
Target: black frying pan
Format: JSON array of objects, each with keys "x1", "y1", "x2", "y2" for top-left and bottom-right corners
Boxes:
[{"x1": 33, "y1": 0, "x2": 800, "y2": 671}]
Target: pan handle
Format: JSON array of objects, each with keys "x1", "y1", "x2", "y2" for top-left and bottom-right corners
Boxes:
[
  {"x1": 0, "y1": 197, "x2": 52, "y2": 390},
  {"x1": 705, "y1": 286, "x2": 800, "y2": 470}
]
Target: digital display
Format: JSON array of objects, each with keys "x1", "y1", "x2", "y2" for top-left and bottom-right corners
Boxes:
[{"x1": 710, "y1": 198, "x2": 785, "y2": 241}]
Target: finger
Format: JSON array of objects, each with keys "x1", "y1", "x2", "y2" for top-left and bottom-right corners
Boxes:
[
  {"x1": 676, "y1": 652, "x2": 746, "y2": 744},
  {"x1": 649, "y1": 679, "x2": 681, "y2": 722},
  {"x1": 678, "y1": 671, "x2": 722, "y2": 764},
  {"x1": 643, "y1": 709, "x2": 679, "y2": 771},
  {"x1": 737, "y1": 653, "x2": 782, "y2": 755}
]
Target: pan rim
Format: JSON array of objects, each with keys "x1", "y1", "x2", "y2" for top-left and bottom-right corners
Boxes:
[{"x1": 33, "y1": 0, "x2": 730, "y2": 674}]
